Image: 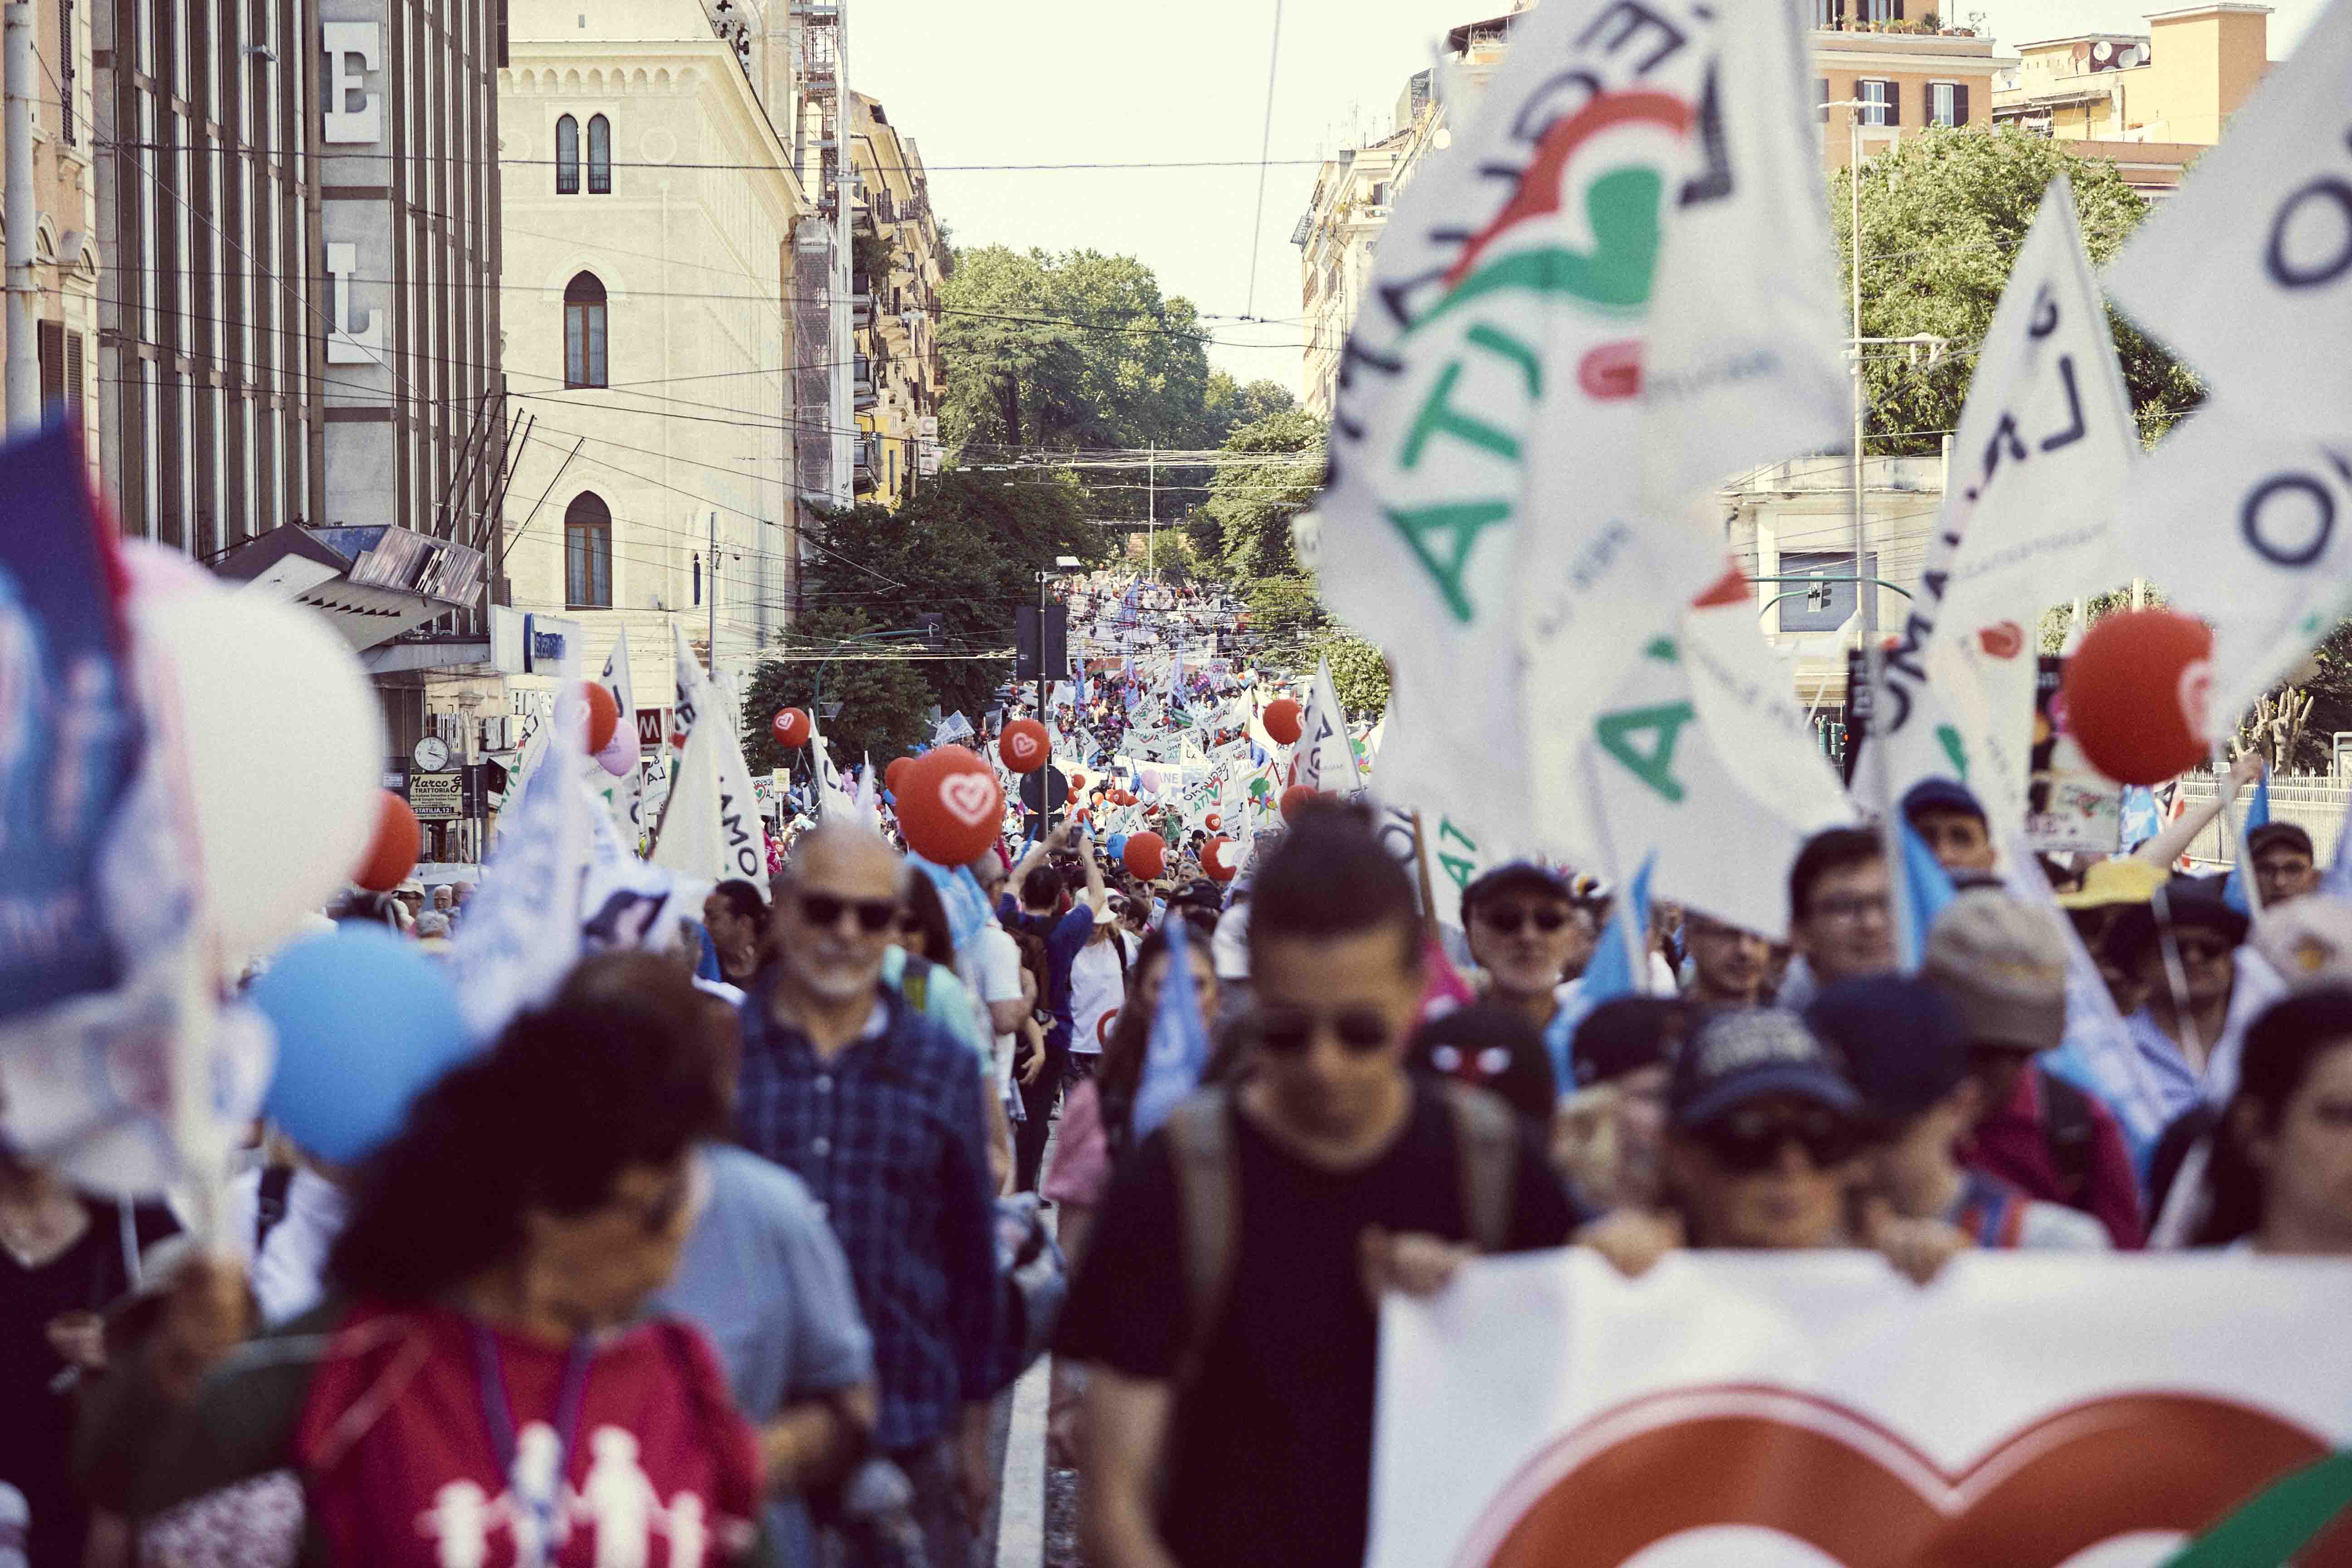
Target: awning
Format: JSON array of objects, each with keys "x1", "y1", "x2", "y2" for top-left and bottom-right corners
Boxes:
[{"x1": 210, "y1": 524, "x2": 488, "y2": 652}]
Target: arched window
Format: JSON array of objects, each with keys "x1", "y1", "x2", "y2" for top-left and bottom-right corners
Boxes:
[
  {"x1": 565, "y1": 492, "x2": 612, "y2": 608},
  {"x1": 587, "y1": 114, "x2": 612, "y2": 194},
  {"x1": 564, "y1": 272, "x2": 607, "y2": 388},
  {"x1": 555, "y1": 114, "x2": 580, "y2": 194}
]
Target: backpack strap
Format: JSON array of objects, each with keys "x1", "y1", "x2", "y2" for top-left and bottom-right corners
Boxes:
[
  {"x1": 901, "y1": 953, "x2": 931, "y2": 1014},
  {"x1": 1163, "y1": 1087, "x2": 1238, "y2": 1392},
  {"x1": 2038, "y1": 1070, "x2": 2097, "y2": 1209},
  {"x1": 1440, "y1": 1082, "x2": 1519, "y2": 1254},
  {"x1": 253, "y1": 1165, "x2": 294, "y2": 1257}
]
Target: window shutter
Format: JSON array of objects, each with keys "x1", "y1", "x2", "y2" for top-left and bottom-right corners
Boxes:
[
  {"x1": 1955, "y1": 84, "x2": 1970, "y2": 125},
  {"x1": 1886, "y1": 82, "x2": 1901, "y2": 126},
  {"x1": 1890, "y1": 0, "x2": 1905, "y2": 18},
  {"x1": 1818, "y1": 76, "x2": 1830, "y2": 123},
  {"x1": 37, "y1": 320, "x2": 63, "y2": 424},
  {"x1": 64, "y1": 330, "x2": 83, "y2": 426}
]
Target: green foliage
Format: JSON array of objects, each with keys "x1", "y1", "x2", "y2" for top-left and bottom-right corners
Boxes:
[
  {"x1": 794, "y1": 467, "x2": 1098, "y2": 719},
  {"x1": 1201, "y1": 372, "x2": 1298, "y2": 437},
  {"x1": 852, "y1": 229, "x2": 895, "y2": 293},
  {"x1": 1209, "y1": 407, "x2": 1327, "y2": 581},
  {"x1": 2278, "y1": 622, "x2": 2352, "y2": 772},
  {"x1": 1313, "y1": 633, "x2": 1392, "y2": 719},
  {"x1": 1832, "y1": 128, "x2": 2200, "y2": 457},
  {"x1": 740, "y1": 608, "x2": 936, "y2": 778}
]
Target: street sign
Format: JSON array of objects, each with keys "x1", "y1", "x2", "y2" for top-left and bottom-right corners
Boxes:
[
  {"x1": 408, "y1": 770, "x2": 463, "y2": 821},
  {"x1": 635, "y1": 707, "x2": 667, "y2": 750}
]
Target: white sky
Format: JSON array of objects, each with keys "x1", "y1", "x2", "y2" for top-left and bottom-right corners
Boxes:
[{"x1": 849, "y1": 0, "x2": 2330, "y2": 399}]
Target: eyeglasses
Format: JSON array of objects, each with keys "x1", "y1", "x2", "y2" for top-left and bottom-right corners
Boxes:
[
  {"x1": 1254, "y1": 1009, "x2": 1395, "y2": 1057},
  {"x1": 795, "y1": 892, "x2": 901, "y2": 934},
  {"x1": 2172, "y1": 936, "x2": 2233, "y2": 965},
  {"x1": 1809, "y1": 893, "x2": 1891, "y2": 927},
  {"x1": 1696, "y1": 1103, "x2": 1862, "y2": 1173},
  {"x1": 1476, "y1": 903, "x2": 1573, "y2": 937}
]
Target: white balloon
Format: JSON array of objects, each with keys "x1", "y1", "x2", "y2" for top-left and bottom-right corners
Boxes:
[{"x1": 139, "y1": 584, "x2": 384, "y2": 961}]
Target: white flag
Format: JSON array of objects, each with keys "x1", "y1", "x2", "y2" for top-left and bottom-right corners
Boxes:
[
  {"x1": 1318, "y1": 0, "x2": 1847, "y2": 863},
  {"x1": 594, "y1": 629, "x2": 645, "y2": 845},
  {"x1": 652, "y1": 627, "x2": 769, "y2": 885},
  {"x1": 2104, "y1": 0, "x2": 2352, "y2": 436},
  {"x1": 1294, "y1": 657, "x2": 1366, "y2": 796},
  {"x1": 1875, "y1": 176, "x2": 2138, "y2": 828},
  {"x1": 2119, "y1": 406, "x2": 2352, "y2": 732}
]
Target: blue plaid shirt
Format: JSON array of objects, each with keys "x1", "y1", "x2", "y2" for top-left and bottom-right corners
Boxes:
[{"x1": 735, "y1": 982, "x2": 998, "y2": 1450}]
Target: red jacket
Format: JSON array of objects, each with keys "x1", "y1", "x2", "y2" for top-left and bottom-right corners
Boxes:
[{"x1": 1959, "y1": 1067, "x2": 2145, "y2": 1249}]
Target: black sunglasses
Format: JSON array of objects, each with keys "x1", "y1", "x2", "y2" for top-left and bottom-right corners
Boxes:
[
  {"x1": 1697, "y1": 1103, "x2": 1862, "y2": 1173},
  {"x1": 1254, "y1": 1009, "x2": 1394, "y2": 1057},
  {"x1": 797, "y1": 892, "x2": 900, "y2": 934},
  {"x1": 1477, "y1": 904, "x2": 1572, "y2": 936}
]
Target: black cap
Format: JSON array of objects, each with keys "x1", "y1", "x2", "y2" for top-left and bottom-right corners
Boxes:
[
  {"x1": 1461, "y1": 861, "x2": 1574, "y2": 918},
  {"x1": 1804, "y1": 976, "x2": 1970, "y2": 1127},
  {"x1": 2247, "y1": 821, "x2": 2315, "y2": 861},
  {"x1": 1669, "y1": 1008, "x2": 1859, "y2": 1129},
  {"x1": 1570, "y1": 996, "x2": 1689, "y2": 1088},
  {"x1": 2102, "y1": 874, "x2": 2251, "y2": 968},
  {"x1": 1902, "y1": 777, "x2": 1986, "y2": 826},
  {"x1": 1410, "y1": 1005, "x2": 1556, "y2": 1123}
]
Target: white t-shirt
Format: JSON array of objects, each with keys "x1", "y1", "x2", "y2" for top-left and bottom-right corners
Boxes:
[
  {"x1": 225, "y1": 1164, "x2": 349, "y2": 1327},
  {"x1": 960, "y1": 923, "x2": 1028, "y2": 1093},
  {"x1": 1069, "y1": 928, "x2": 1132, "y2": 1055}
]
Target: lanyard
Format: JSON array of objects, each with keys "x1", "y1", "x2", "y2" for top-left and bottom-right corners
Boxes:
[{"x1": 470, "y1": 1323, "x2": 593, "y2": 1568}]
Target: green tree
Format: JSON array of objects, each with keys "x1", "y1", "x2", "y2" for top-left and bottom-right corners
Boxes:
[
  {"x1": 740, "y1": 608, "x2": 936, "y2": 778},
  {"x1": 1833, "y1": 128, "x2": 2201, "y2": 456},
  {"x1": 1312, "y1": 632, "x2": 1392, "y2": 719},
  {"x1": 1201, "y1": 372, "x2": 1298, "y2": 441},
  {"x1": 1208, "y1": 406, "x2": 1326, "y2": 582},
  {"x1": 795, "y1": 466, "x2": 1098, "y2": 719}
]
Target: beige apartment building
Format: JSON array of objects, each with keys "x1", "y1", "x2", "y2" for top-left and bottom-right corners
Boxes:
[
  {"x1": 848, "y1": 90, "x2": 948, "y2": 507},
  {"x1": 1, "y1": 0, "x2": 102, "y2": 480},
  {"x1": 1809, "y1": 1, "x2": 1999, "y2": 169},
  {"x1": 1992, "y1": 4, "x2": 2271, "y2": 195}
]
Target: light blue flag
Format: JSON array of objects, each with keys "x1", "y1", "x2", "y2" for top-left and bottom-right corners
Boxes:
[
  {"x1": 1899, "y1": 816, "x2": 1959, "y2": 972},
  {"x1": 1545, "y1": 853, "x2": 1655, "y2": 1088},
  {"x1": 2119, "y1": 785, "x2": 2161, "y2": 851},
  {"x1": 2223, "y1": 771, "x2": 2270, "y2": 915},
  {"x1": 1131, "y1": 915, "x2": 1212, "y2": 1143}
]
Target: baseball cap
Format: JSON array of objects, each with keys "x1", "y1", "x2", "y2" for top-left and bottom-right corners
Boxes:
[
  {"x1": 1668, "y1": 1008, "x2": 1859, "y2": 1130},
  {"x1": 2055, "y1": 858, "x2": 2166, "y2": 911},
  {"x1": 2102, "y1": 875, "x2": 2251, "y2": 971},
  {"x1": 1923, "y1": 890, "x2": 2069, "y2": 1053},
  {"x1": 2247, "y1": 821, "x2": 2315, "y2": 861},
  {"x1": 1570, "y1": 996, "x2": 1690, "y2": 1089},
  {"x1": 1410, "y1": 1005, "x2": 1556, "y2": 1123},
  {"x1": 1805, "y1": 976, "x2": 1970, "y2": 1128},
  {"x1": 1901, "y1": 777, "x2": 1986, "y2": 825},
  {"x1": 1461, "y1": 861, "x2": 1574, "y2": 916}
]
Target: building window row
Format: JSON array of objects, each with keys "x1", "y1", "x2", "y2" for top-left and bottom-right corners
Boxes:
[
  {"x1": 555, "y1": 113, "x2": 611, "y2": 194},
  {"x1": 1819, "y1": 77, "x2": 1970, "y2": 128}
]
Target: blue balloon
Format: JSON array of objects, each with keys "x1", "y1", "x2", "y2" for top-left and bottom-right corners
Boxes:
[
  {"x1": 1107, "y1": 833, "x2": 1129, "y2": 860},
  {"x1": 251, "y1": 926, "x2": 478, "y2": 1165},
  {"x1": 882, "y1": 789, "x2": 896, "y2": 806}
]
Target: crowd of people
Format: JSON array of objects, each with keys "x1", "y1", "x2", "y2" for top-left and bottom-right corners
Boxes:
[{"x1": 10, "y1": 693, "x2": 2352, "y2": 1568}]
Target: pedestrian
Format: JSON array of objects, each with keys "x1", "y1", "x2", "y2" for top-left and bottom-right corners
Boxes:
[
  {"x1": 1067, "y1": 891, "x2": 1134, "y2": 1076},
  {"x1": 2107, "y1": 875, "x2": 2285, "y2": 1121},
  {"x1": 2188, "y1": 986, "x2": 2352, "y2": 1253},
  {"x1": 79, "y1": 972, "x2": 759, "y2": 1568},
  {"x1": 1807, "y1": 976, "x2": 2111, "y2": 1249},
  {"x1": 2247, "y1": 821, "x2": 2322, "y2": 909},
  {"x1": 705, "y1": 879, "x2": 771, "y2": 989},
  {"x1": 1901, "y1": 778, "x2": 1997, "y2": 875},
  {"x1": 1680, "y1": 910, "x2": 1773, "y2": 1010},
  {"x1": 734, "y1": 823, "x2": 999, "y2": 1568},
  {"x1": 1926, "y1": 892, "x2": 2148, "y2": 1248},
  {"x1": 1059, "y1": 803, "x2": 1574, "y2": 1568},
  {"x1": 1554, "y1": 996, "x2": 1688, "y2": 1213},
  {"x1": 998, "y1": 825, "x2": 1102, "y2": 1191},
  {"x1": 1779, "y1": 826, "x2": 1896, "y2": 1009}
]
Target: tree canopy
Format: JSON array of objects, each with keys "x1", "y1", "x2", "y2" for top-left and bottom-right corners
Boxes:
[
  {"x1": 1835, "y1": 127, "x2": 2201, "y2": 456},
  {"x1": 739, "y1": 607, "x2": 937, "y2": 778}
]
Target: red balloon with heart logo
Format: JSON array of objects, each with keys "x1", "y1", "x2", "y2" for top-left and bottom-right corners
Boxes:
[
  {"x1": 998, "y1": 718, "x2": 1050, "y2": 774},
  {"x1": 1123, "y1": 831, "x2": 1167, "y2": 881},
  {"x1": 1205, "y1": 812, "x2": 1222, "y2": 831},
  {"x1": 1279, "y1": 784, "x2": 1319, "y2": 822},
  {"x1": 1202, "y1": 835, "x2": 1236, "y2": 882},
  {"x1": 1264, "y1": 697, "x2": 1303, "y2": 745},
  {"x1": 884, "y1": 756, "x2": 913, "y2": 795},
  {"x1": 2060, "y1": 609, "x2": 2214, "y2": 786},
  {"x1": 899, "y1": 745, "x2": 1004, "y2": 864},
  {"x1": 771, "y1": 707, "x2": 811, "y2": 749},
  {"x1": 354, "y1": 791, "x2": 421, "y2": 892},
  {"x1": 1068, "y1": 771, "x2": 1088, "y2": 793},
  {"x1": 575, "y1": 681, "x2": 619, "y2": 755}
]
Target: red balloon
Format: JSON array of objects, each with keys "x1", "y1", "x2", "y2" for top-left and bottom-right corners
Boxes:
[
  {"x1": 578, "y1": 681, "x2": 620, "y2": 755},
  {"x1": 1123, "y1": 831, "x2": 1167, "y2": 881},
  {"x1": 771, "y1": 707, "x2": 811, "y2": 749},
  {"x1": 1205, "y1": 812, "x2": 1222, "y2": 831},
  {"x1": 1279, "y1": 784, "x2": 1318, "y2": 822},
  {"x1": 1202, "y1": 835, "x2": 1236, "y2": 882},
  {"x1": 898, "y1": 745, "x2": 1004, "y2": 865},
  {"x1": 2061, "y1": 610, "x2": 2215, "y2": 786},
  {"x1": 354, "y1": 790, "x2": 421, "y2": 892},
  {"x1": 884, "y1": 756, "x2": 913, "y2": 795},
  {"x1": 1068, "y1": 771, "x2": 1088, "y2": 793},
  {"x1": 1264, "y1": 698, "x2": 1303, "y2": 746},
  {"x1": 998, "y1": 718, "x2": 1051, "y2": 774}
]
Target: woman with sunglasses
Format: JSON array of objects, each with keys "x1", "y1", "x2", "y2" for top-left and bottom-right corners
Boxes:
[{"x1": 83, "y1": 970, "x2": 761, "y2": 1568}]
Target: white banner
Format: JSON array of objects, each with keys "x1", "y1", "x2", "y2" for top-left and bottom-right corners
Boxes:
[
  {"x1": 2104, "y1": 0, "x2": 2352, "y2": 437},
  {"x1": 1294, "y1": 656, "x2": 1366, "y2": 796},
  {"x1": 1371, "y1": 1250, "x2": 2352, "y2": 1568}
]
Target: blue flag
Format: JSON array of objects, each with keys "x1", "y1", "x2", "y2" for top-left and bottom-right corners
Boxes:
[
  {"x1": 1131, "y1": 914, "x2": 1211, "y2": 1143},
  {"x1": 2223, "y1": 770, "x2": 2270, "y2": 915},
  {"x1": 2119, "y1": 785, "x2": 2162, "y2": 851},
  {"x1": 1546, "y1": 854, "x2": 1655, "y2": 1086},
  {"x1": 1899, "y1": 816, "x2": 1959, "y2": 972}
]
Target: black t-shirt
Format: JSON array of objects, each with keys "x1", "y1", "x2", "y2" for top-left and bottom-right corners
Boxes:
[
  {"x1": 0, "y1": 1195, "x2": 177, "y2": 1568},
  {"x1": 1054, "y1": 1084, "x2": 1575, "y2": 1568}
]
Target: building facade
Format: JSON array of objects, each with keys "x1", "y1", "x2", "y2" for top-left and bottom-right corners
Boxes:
[
  {"x1": 1810, "y1": 0, "x2": 1998, "y2": 169},
  {"x1": 1, "y1": 0, "x2": 104, "y2": 482},
  {"x1": 847, "y1": 89, "x2": 943, "y2": 506},
  {"x1": 498, "y1": 0, "x2": 806, "y2": 710},
  {"x1": 1991, "y1": 4, "x2": 2270, "y2": 196}
]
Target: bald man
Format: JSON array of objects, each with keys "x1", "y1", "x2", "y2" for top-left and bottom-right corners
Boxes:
[{"x1": 734, "y1": 824, "x2": 1001, "y2": 1564}]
